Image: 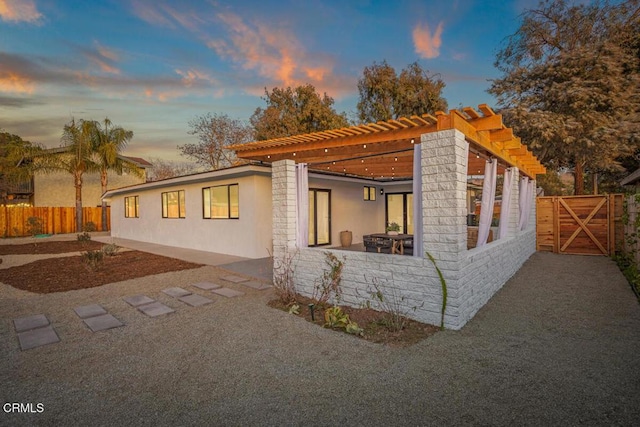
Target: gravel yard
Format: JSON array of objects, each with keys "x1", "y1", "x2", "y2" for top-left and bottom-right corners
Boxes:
[{"x1": 1, "y1": 245, "x2": 639, "y2": 426}]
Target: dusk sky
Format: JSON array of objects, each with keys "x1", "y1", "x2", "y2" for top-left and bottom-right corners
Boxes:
[{"x1": 1, "y1": 0, "x2": 541, "y2": 162}]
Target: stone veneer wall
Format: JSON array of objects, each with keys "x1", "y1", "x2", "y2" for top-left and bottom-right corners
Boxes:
[{"x1": 271, "y1": 128, "x2": 537, "y2": 330}]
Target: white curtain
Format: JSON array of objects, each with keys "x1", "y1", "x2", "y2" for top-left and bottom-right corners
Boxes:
[
  {"x1": 477, "y1": 159, "x2": 497, "y2": 247},
  {"x1": 295, "y1": 163, "x2": 309, "y2": 248},
  {"x1": 412, "y1": 144, "x2": 424, "y2": 258},
  {"x1": 497, "y1": 168, "x2": 514, "y2": 239},
  {"x1": 518, "y1": 177, "x2": 533, "y2": 231}
]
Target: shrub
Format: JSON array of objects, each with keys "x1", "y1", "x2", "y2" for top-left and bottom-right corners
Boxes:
[
  {"x1": 312, "y1": 251, "x2": 345, "y2": 307},
  {"x1": 77, "y1": 232, "x2": 92, "y2": 243},
  {"x1": 82, "y1": 250, "x2": 104, "y2": 270},
  {"x1": 83, "y1": 222, "x2": 97, "y2": 232},
  {"x1": 271, "y1": 249, "x2": 298, "y2": 305},
  {"x1": 324, "y1": 305, "x2": 363, "y2": 336},
  {"x1": 25, "y1": 216, "x2": 44, "y2": 238},
  {"x1": 101, "y1": 243, "x2": 120, "y2": 257},
  {"x1": 360, "y1": 277, "x2": 424, "y2": 332}
]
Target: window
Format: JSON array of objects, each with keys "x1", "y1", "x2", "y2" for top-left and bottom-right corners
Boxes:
[
  {"x1": 363, "y1": 186, "x2": 376, "y2": 201},
  {"x1": 124, "y1": 196, "x2": 139, "y2": 218},
  {"x1": 203, "y1": 184, "x2": 239, "y2": 219},
  {"x1": 386, "y1": 192, "x2": 414, "y2": 234},
  {"x1": 309, "y1": 189, "x2": 331, "y2": 246},
  {"x1": 161, "y1": 190, "x2": 185, "y2": 218}
]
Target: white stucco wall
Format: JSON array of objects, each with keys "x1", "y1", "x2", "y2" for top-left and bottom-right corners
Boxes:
[
  {"x1": 34, "y1": 170, "x2": 145, "y2": 207},
  {"x1": 109, "y1": 169, "x2": 273, "y2": 259}
]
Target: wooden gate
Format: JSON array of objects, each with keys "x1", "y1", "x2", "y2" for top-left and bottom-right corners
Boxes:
[{"x1": 536, "y1": 194, "x2": 623, "y2": 255}]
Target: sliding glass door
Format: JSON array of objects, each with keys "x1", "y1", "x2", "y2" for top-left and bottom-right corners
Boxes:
[
  {"x1": 386, "y1": 192, "x2": 414, "y2": 234},
  {"x1": 309, "y1": 189, "x2": 331, "y2": 246}
]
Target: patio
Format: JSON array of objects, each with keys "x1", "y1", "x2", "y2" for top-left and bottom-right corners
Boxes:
[{"x1": 231, "y1": 105, "x2": 545, "y2": 329}]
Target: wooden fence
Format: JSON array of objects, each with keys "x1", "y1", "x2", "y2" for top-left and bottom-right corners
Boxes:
[
  {"x1": 536, "y1": 194, "x2": 623, "y2": 255},
  {"x1": 0, "y1": 207, "x2": 110, "y2": 237}
]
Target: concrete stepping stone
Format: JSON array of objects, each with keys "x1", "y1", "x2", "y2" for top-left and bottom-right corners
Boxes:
[
  {"x1": 74, "y1": 304, "x2": 107, "y2": 319},
  {"x1": 221, "y1": 275, "x2": 249, "y2": 284},
  {"x1": 212, "y1": 287, "x2": 245, "y2": 298},
  {"x1": 83, "y1": 314, "x2": 124, "y2": 332},
  {"x1": 192, "y1": 282, "x2": 222, "y2": 290},
  {"x1": 17, "y1": 325, "x2": 60, "y2": 351},
  {"x1": 241, "y1": 280, "x2": 272, "y2": 291},
  {"x1": 14, "y1": 314, "x2": 49, "y2": 332},
  {"x1": 124, "y1": 295, "x2": 155, "y2": 307},
  {"x1": 162, "y1": 287, "x2": 191, "y2": 298},
  {"x1": 137, "y1": 301, "x2": 175, "y2": 317},
  {"x1": 178, "y1": 294, "x2": 214, "y2": 307}
]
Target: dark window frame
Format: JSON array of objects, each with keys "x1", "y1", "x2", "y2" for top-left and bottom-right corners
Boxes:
[
  {"x1": 363, "y1": 186, "x2": 376, "y2": 201},
  {"x1": 161, "y1": 190, "x2": 186, "y2": 219},
  {"x1": 124, "y1": 195, "x2": 139, "y2": 218},
  {"x1": 309, "y1": 188, "x2": 331, "y2": 247},
  {"x1": 385, "y1": 192, "x2": 412, "y2": 234},
  {"x1": 202, "y1": 183, "x2": 239, "y2": 219}
]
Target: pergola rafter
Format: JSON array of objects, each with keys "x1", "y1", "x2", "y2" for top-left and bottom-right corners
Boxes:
[{"x1": 230, "y1": 104, "x2": 546, "y2": 180}]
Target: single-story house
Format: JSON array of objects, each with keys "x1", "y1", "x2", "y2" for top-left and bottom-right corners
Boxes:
[{"x1": 104, "y1": 105, "x2": 545, "y2": 330}]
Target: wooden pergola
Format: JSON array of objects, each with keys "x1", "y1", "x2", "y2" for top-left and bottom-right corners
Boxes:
[{"x1": 230, "y1": 104, "x2": 545, "y2": 180}]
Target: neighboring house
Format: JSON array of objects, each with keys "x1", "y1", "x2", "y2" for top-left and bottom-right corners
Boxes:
[
  {"x1": 621, "y1": 167, "x2": 640, "y2": 192},
  {"x1": 105, "y1": 105, "x2": 545, "y2": 330},
  {"x1": 33, "y1": 155, "x2": 150, "y2": 207}
]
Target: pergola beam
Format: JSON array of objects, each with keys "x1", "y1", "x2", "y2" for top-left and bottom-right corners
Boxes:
[{"x1": 230, "y1": 105, "x2": 545, "y2": 179}]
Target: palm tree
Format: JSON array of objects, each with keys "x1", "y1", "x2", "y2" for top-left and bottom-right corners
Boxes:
[
  {"x1": 58, "y1": 118, "x2": 98, "y2": 232},
  {"x1": 88, "y1": 118, "x2": 140, "y2": 230}
]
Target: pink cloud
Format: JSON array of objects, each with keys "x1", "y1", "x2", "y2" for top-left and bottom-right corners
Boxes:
[
  {"x1": 0, "y1": 0, "x2": 42, "y2": 23},
  {"x1": 80, "y1": 42, "x2": 121, "y2": 75},
  {"x1": 209, "y1": 12, "x2": 333, "y2": 90},
  {"x1": 0, "y1": 72, "x2": 35, "y2": 93},
  {"x1": 412, "y1": 22, "x2": 444, "y2": 59},
  {"x1": 175, "y1": 69, "x2": 218, "y2": 87}
]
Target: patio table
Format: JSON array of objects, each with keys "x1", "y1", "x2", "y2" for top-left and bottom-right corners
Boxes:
[{"x1": 368, "y1": 233, "x2": 413, "y2": 255}]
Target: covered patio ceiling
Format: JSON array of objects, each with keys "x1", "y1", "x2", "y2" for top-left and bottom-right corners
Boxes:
[{"x1": 230, "y1": 104, "x2": 546, "y2": 180}]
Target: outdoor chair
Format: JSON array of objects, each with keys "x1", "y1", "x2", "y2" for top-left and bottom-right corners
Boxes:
[{"x1": 364, "y1": 235, "x2": 392, "y2": 254}]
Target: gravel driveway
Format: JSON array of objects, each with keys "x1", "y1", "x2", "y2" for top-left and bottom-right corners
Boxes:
[{"x1": 1, "y1": 251, "x2": 639, "y2": 426}]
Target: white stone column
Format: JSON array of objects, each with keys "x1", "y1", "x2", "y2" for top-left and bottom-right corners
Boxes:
[
  {"x1": 271, "y1": 160, "x2": 297, "y2": 261},
  {"x1": 421, "y1": 129, "x2": 468, "y2": 266}
]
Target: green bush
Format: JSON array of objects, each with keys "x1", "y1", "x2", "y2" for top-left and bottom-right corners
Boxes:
[
  {"x1": 83, "y1": 222, "x2": 97, "y2": 232},
  {"x1": 101, "y1": 243, "x2": 120, "y2": 257},
  {"x1": 77, "y1": 232, "x2": 92, "y2": 242},
  {"x1": 25, "y1": 216, "x2": 44, "y2": 237},
  {"x1": 82, "y1": 250, "x2": 104, "y2": 270}
]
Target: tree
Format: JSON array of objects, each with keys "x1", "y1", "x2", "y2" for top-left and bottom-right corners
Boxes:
[
  {"x1": 356, "y1": 60, "x2": 447, "y2": 123},
  {"x1": 250, "y1": 84, "x2": 349, "y2": 140},
  {"x1": 0, "y1": 131, "x2": 42, "y2": 205},
  {"x1": 146, "y1": 157, "x2": 200, "y2": 181},
  {"x1": 88, "y1": 118, "x2": 140, "y2": 230},
  {"x1": 179, "y1": 113, "x2": 253, "y2": 170},
  {"x1": 489, "y1": 0, "x2": 640, "y2": 194},
  {"x1": 57, "y1": 119, "x2": 98, "y2": 231}
]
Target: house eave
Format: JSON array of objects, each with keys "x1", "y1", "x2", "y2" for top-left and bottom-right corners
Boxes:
[{"x1": 102, "y1": 164, "x2": 272, "y2": 200}]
